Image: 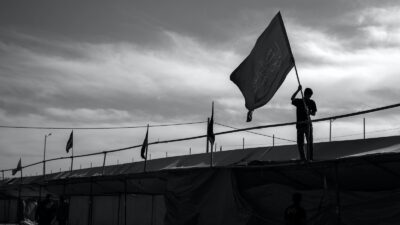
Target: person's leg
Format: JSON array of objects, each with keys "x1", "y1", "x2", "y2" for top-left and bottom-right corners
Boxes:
[
  {"x1": 297, "y1": 128, "x2": 306, "y2": 160},
  {"x1": 305, "y1": 125, "x2": 314, "y2": 160}
]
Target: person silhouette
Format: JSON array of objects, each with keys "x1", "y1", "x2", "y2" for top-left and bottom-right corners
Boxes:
[
  {"x1": 291, "y1": 85, "x2": 317, "y2": 161},
  {"x1": 56, "y1": 195, "x2": 69, "y2": 225},
  {"x1": 35, "y1": 194, "x2": 56, "y2": 225},
  {"x1": 284, "y1": 193, "x2": 307, "y2": 225}
]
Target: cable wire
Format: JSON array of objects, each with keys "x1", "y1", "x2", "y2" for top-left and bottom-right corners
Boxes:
[
  {"x1": 215, "y1": 122, "x2": 296, "y2": 143},
  {"x1": 2, "y1": 102, "x2": 400, "y2": 173},
  {"x1": 0, "y1": 121, "x2": 206, "y2": 130}
]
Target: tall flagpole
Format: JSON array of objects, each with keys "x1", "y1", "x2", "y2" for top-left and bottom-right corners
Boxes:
[
  {"x1": 206, "y1": 118, "x2": 210, "y2": 153},
  {"x1": 43, "y1": 133, "x2": 51, "y2": 177},
  {"x1": 70, "y1": 145, "x2": 74, "y2": 171},
  {"x1": 143, "y1": 124, "x2": 149, "y2": 173},
  {"x1": 210, "y1": 102, "x2": 214, "y2": 167},
  {"x1": 281, "y1": 12, "x2": 312, "y2": 160}
]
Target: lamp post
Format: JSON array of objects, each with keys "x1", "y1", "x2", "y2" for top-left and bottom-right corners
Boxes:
[{"x1": 43, "y1": 133, "x2": 52, "y2": 176}]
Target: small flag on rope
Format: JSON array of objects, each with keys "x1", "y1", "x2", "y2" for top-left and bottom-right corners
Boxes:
[
  {"x1": 230, "y1": 11, "x2": 295, "y2": 122},
  {"x1": 207, "y1": 102, "x2": 215, "y2": 145},
  {"x1": 140, "y1": 125, "x2": 149, "y2": 160},
  {"x1": 66, "y1": 131, "x2": 73, "y2": 153},
  {"x1": 12, "y1": 158, "x2": 22, "y2": 176}
]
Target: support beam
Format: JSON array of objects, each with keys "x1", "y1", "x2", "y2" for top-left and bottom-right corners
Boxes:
[
  {"x1": 124, "y1": 179, "x2": 127, "y2": 225},
  {"x1": 335, "y1": 163, "x2": 341, "y2": 225},
  {"x1": 88, "y1": 179, "x2": 93, "y2": 225}
]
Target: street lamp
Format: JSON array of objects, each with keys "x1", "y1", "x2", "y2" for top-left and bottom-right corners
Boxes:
[{"x1": 43, "y1": 133, "x2": 52, "y2": 176}]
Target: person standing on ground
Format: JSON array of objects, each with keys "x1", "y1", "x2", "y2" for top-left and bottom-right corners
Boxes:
[
  {"x1": 57, "y1": 195, "x2": 69, "y2": 225},
  {"x1": 284, "y1": 193, "x2": 307, "y2": 225},
  {"x1": 35, "y1": 194, "x2": 56, "y2": 225},
  {"x1": 291, "y1": 85, "x2": 317, "y2": 161}
]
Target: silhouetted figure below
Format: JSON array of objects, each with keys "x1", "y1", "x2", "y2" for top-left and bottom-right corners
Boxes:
[
  {"x1": 291, "y1": 86, "x2": 317, "y2": 161},
  {"x1": 57, "y1": 195, "x2": 69, "y2": 225},
  {"x1": 284, "y1": 193, "x2": 307, "y2": 225},
  {"x1": 35, "y1": 194, "x2": 56, "y2": 225}
]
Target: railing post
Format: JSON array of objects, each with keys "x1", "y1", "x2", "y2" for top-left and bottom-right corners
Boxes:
[
  {"x1": 329, "y1": 119, "x2": 332, "y2": 142},
  {"x1": 242, "y1": 138, "x2": 245, "y2": 150},
  {"x1": 2, "y1": 170, "x2": 4, "y2": 180},
  {"x1": 102, "y1": 152, "x2": 107, "y2": 175},
  {"x1": 363, "y1": 118, "x2": 366, "y2": 139},
  {"x1": 273, "y1": 134, "x2": 275, "y2": 146}
]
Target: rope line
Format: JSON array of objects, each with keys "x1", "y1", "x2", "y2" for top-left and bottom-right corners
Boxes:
[
  {"x1": 2, "y1": 102, "x2": 400, "y2": 173},
  {"x1": 0, "y1": 121, "x2": 206, "y2": 130},
  {"x1": 215, "y1": 122, "x2": 296, "y2": 143}
]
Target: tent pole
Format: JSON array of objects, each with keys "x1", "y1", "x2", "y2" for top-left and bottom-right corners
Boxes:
[
  {"x1": 117, "y1": 194, "x2": 121, "y2": 225},
  {"x1": 151, "y1": 195, "x2": 154, "y2": 225},
  {"x1": 88, "y1": 178, "x2": 93, "y2": 225},
  {"x1": 18, "y1": 172, "x2": 22, "y2": 223},
  {"x1": 124, "y1": 180, "x2": 127, "y2": 225},
  {"x1": 335, "y1": 163, "x2": 341, "y2": 225}
]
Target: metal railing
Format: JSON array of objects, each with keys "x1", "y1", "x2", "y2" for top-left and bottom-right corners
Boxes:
[{"x1": 1, "y1": 102, "x2": 400, "y2": 179}]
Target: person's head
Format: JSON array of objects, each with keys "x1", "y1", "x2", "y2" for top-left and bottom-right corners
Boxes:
[
  {"x1": 304, "y1": 88, "x2": 313, "y2": 99},
  {"x1": 45, "y1": 194, "x2": 52, "y2": 200},
  {"x1": 292, "y1": 193, "x2": 302, "y2": 205}
]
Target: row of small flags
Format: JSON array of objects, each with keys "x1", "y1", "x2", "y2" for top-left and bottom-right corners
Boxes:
[
  {"x1": 11, "y1": 107, "x2": 216, "y2": 176},
  {"x1": 11, "y1": 11, "x2": 293, "y2": 175},
  {"x1": 12, "y1": 131, "x2": 74, "y2": 176}
]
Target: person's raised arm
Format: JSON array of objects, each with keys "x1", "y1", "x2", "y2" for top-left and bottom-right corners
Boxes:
[{"x1": 291, "y1": 85, "x2": 302, "y2": 101}]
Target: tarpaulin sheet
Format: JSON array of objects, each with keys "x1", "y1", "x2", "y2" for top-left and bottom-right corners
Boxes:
[
  {"x1": 69, "y1": 196, "x2": 89, "y2": 225},
  {"x1": 242, "y1": 183, "x2": 400, "y2": 225},
  {"x1": 164, "y1": 169, "x2": 250, "y2": 225}
]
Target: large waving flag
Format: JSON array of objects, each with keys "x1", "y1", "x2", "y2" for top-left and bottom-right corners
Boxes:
[
  {"x1": 12, "y1": 158, "x2": 22, "y2": 176},
  {"x1": 230, "y1": 12, "x2": 294, "y2": 122}
]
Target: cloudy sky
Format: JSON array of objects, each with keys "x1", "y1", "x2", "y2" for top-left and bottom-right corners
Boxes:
[{"x1": 1, "y1": 0, "x2": 400, "y2": 176}]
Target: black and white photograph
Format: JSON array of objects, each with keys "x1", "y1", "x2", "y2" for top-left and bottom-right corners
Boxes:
[{"x1": 1, "y1": 1, "x2": 400, "y2": 224}]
